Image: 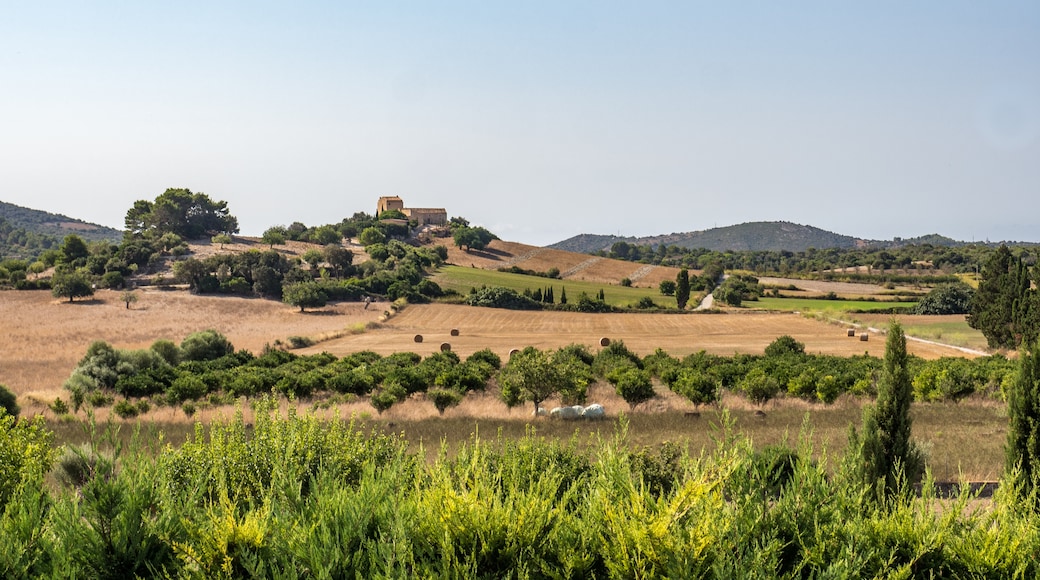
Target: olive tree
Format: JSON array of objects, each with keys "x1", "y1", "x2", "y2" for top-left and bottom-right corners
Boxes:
[
  {"x1": 51, "y1": 270, "x2": 94, "y2": 302},
  {"x1": 499, "y1": 347, "x2": 582, "y2": 416}
]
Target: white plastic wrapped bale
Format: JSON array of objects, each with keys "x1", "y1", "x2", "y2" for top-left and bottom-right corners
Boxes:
[
  {"x1": 550, "y1": 407, "x2": 563, "y2": 418},
  {"x1": 533, "y1": 407, "x2": 548, "y2": 417},
  {"x1": 582, "y1": 404, "x2": 605, "y2": 419},
  {"x1": 558, "y1": 405, "x2": 583, "y2": 420}
]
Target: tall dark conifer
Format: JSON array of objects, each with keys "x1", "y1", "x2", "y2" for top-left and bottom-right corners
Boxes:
[
  {"x1": 968, "y1": 245, "x2": 1036, "y2": 349},
  {"x1": 676, "y1": 269, "x2": 691, "y2": 310},
  {"x1": 1006, "y1": 340, "x2": 1040, "y2": 506},
  {"x1": 852, "y1": 322, "x2": 923, "y2": 499}
]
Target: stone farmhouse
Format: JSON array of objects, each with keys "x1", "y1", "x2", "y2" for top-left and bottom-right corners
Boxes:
[{"x1": 376, "y1": 196, "x2": 448, "y2": 227}]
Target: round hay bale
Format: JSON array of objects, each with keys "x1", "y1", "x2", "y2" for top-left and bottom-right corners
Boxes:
[
  {"x1": 508, "y1": 348, "x2": 520, "y2": 358},
  {"x1": 413, "y1": 334, "x2": 423, "y2": 343},
  {"x1": 847, "y1": 328, "x2": 856, "y2": 337},
  {"x1": 599, "y1": 337, "x2": 611, "y2": 347},
  {"x1": 450, "y1": 328, "x2": 460, "y2": 337},
  {"x1": 440, "y1": 342, "x2": 452, "y2": 352},
  {"x1": 859, "y1": 333, "x2": 869, "y2": 342}
]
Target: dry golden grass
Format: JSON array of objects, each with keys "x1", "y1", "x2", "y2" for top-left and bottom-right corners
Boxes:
[
  {"x1": 443, "y1": 240, "x2": 689, "y2": 288},
  {"x1": 757, "y1": 276, "x2": 904, "y2": 297},
  {"x1": 301, "y1": 303, "x2": 973, "y2": 362},
  {"x1": 0, "y1": 289, "x2": 384, "y2": 403}
]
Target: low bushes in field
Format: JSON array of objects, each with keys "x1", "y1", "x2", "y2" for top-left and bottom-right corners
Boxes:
[
  {"x1": 2, "y1": 407, "x2": 1039, "y2": 577},
  {"x1": 59, "y1": 329, "x2": 1018, "y2": 421}
]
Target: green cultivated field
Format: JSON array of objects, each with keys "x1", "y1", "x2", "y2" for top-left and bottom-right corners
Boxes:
[
  {"x1": 433, "y1": 265, "x2": 671, "y2": 308},
  {"x1": 752, "y1": 296, "x2": 917, "y2": 313}
]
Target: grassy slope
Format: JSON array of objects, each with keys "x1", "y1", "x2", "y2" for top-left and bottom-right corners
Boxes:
[
  {"x1": 751, "y1": 296, "x2": 917, "y2": 313},
  {"x1": 433, "y1": 265, "x2": 671, "y2": 308}
]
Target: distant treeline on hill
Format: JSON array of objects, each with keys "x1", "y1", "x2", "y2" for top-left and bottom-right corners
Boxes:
[
  {"x1": 552, "y1": 221, "x2": 1036, "y2": 255},
  {"x1": 0, "y1": 201, "x2": 122, "y2": 261},
  {"x1": 586, "y1": 238, "x2": 1032, "y2": 280}
]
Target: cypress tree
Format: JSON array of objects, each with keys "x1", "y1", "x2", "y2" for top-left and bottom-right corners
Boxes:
[
  {"x1": 1006, "y1": 340, "x2": 1040, "y2": 506},
  {"x1": 676, "y1": 269, "x2": 691, "y2": 310},
  {"x1": 852, "y1": 322, "x2": 923, "y2": 499},
  {"x1": 560, "y1": 287, "x2": 567, "y2": 305}
]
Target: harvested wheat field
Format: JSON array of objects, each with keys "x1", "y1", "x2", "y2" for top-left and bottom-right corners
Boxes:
[
  {"x1": 443, "y1": 240, "x2": 684, "y2": 288},
  {"x1": 0, "y1": 289, "x2": 384, "y2": 402},
  {"x1": 301, "y1": 303, "x2": 975, "y2": 362}
]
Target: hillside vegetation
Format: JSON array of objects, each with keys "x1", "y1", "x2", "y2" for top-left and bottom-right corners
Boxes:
[
  {"x1": 0, "y1": 200, "x2": 122, "y2": 260},
  {"x1": 551, "y1": 220, "x2": 1031, "y2": 254}
]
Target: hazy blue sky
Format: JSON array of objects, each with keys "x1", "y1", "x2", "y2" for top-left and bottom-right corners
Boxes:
[{"x1": 2, "y1": 2, "x2": 1038, "y2": 246}]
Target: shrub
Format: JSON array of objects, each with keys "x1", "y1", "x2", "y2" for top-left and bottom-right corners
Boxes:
[
  {"x1": 467, "y1": 348, "x2": 502, "y2": 370},
  {"x1": 610, "y1": 368, "x2": 655, "y2": 410},
  {"x1": 112, "y1": 399, "x2": 139, "y2": 419},
  {"x1": 0, "y1": 384, "x2": 18, "y2": 417},
  {"x1": 765, "y1": 335, "x2": 806, "y2": 357},
  {"x1": 912, "y1": 282, "x2": 974, "y2": 315},
  {"x1": 466, "y1": 286, "x2": 542, "y2": 310},
  {"x1": 0, "y1": 414, "x2": 56, "y2": 510},
  {"x1": 181, "y1": 330, "x2": 234, "y2": 362},
  {"x1": 428, "y1": 388, "x2": 464, "y2": 415}
]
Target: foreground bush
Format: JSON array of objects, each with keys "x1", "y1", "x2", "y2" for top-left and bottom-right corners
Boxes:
[{"x1": 2, "y1": 410, "x2": 1040, "y2": 577}]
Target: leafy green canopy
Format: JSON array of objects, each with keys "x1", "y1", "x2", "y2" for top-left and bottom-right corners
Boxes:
[{"x1": 125, "y1": 188, "x2": 239, "y2": 240}]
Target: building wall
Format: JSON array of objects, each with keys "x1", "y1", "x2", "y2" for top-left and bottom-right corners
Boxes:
[
  {"x1": 376, "y1": 196, "x2": 405, "y2": 216},
  {"x1": 403, "y1": 208, "x2": 448, "y2": 226}
]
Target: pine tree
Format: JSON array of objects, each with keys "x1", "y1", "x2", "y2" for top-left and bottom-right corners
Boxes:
[
  {"x1": 968, "y1": 245, "x2": 1036, "y2": 349},
  {"x1": 852, "y1": 322, "x2": 923, "y2": 499},
  {"x1": 675, "y1": 269, "x2": 691, "y2": 310},
  {"x1": 1006, "y1": 340, "x2": 1040, "y2": 506}
]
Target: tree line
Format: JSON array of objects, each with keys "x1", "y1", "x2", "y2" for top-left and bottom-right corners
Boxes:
[
  {"x1": 43, "y1": 329, "x2": 1017, "y2": 424},
  {"x1": 600, "y1": 239, "x2": 1032, "y2": 279}
]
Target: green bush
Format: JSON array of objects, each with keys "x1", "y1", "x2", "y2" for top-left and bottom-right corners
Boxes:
[
  {"x1": 0, "y1": 384, "x2": 18, "y2": 417},
  {"x1": 0, "y1": 414, "x2": 56, "y2": 510}
]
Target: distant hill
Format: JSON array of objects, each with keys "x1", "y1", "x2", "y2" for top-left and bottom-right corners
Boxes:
[
  {"x1": 0, "y1": 200, "x2": 123, "y2": 260},
  {"x1": 550, "y1": 221, "x2": 995, "y2": 254}
]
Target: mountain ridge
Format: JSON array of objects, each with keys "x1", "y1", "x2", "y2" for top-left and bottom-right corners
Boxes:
[{"x1": 548, "y1": 221, "x2": 1009, "y2": 254}]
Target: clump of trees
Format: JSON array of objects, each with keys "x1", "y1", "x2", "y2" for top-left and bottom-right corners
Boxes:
[
  {"x1": 968, "y1": 244, "x2": 1038, "y2": 349},
  {"x1": 125, "y1": 188, "x2": 239, "y2": 240},
  {"x1": 912, "y1": 281, "x2": 974, "y2": 315}
]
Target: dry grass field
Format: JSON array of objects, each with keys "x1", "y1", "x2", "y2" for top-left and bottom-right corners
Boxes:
[
  {"x1": 443, "y1": 239, "x2": 685, "y2": 288},
  {"x1": 0, "y1": 289, "x2": 384, "y2": 403},
  {"x1": 757, "y1": 276, "x2": 913, "y2": 298},
  {"x1": 301, "y1": 303, "x2": 973, "y2": 362},
  {"x1": 1, "y1": 285, "x2": 1006, "y2": 480}
]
